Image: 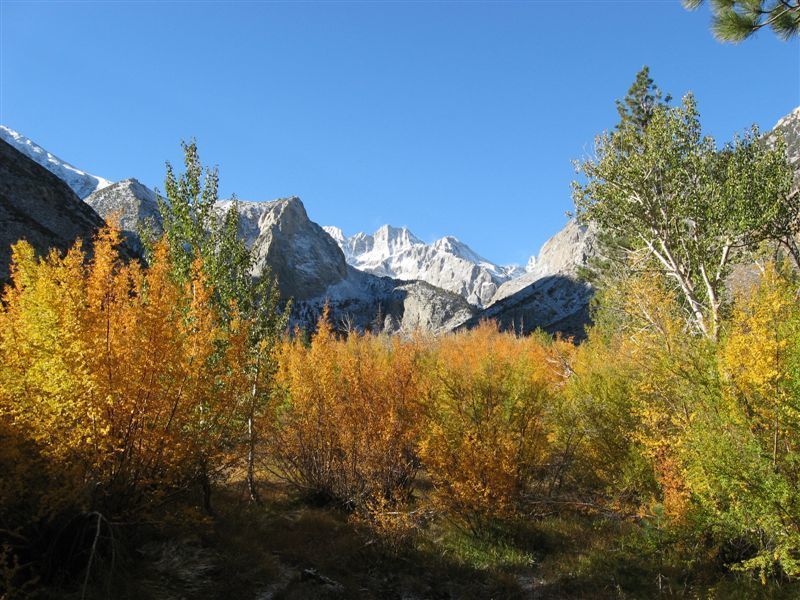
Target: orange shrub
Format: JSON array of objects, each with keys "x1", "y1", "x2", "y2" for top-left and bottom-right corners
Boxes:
[
  {"x1": 418, "y1": 322, "x2": 567, "y2": 530},
  {"x1": 0, "y1": 228, "x2": 253, "y2": 518},
  {"x1": 271, "y1": 312, "x2": 426, "y2": 510}
]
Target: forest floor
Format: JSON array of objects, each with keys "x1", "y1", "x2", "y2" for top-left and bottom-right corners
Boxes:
[{"x1": 54, "y1": 480, "x2": 800, "y2": 600}]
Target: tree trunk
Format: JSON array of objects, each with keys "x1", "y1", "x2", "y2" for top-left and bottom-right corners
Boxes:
[
  {"x1": 247, "y1": 412, "x2": 260, "y2": 504},
  {"x1": 200, "y1": 466, "x2": 215, "y2": 516}
]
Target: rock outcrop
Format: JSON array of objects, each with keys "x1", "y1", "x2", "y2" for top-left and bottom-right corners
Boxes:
[
  {"x1": 464, "y1": 220, "x2": 596, "y2": 339},
  {"x1": 767, "y1": 106, "x2": 800, "y2": 171},
  {"x1": 220, "y1": 198, "x2": 349, "y2": 301},
  {"x1": 293, "y1": 266, "x2": 475, "y2": 335},
  {"x1": 85, "y1": 178, "x2": 162, "y2": 254}
]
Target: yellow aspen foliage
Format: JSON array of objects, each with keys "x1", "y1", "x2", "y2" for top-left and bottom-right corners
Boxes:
[
  {"x1": 272, "y1": 309, "x2": 426, "y2": 509},
  {"x1": 0, "y1": 227, "x2": 253, "y2": 519},
  {"x1": 418, "y1": 322, "x2": 565, "y2": 530},
  {"x1": 589, "y1": 272, "x2": 707, "y2": 522},
  {"x1": 559, "y1": 330, "x2": 650, "y2": 509},
  {"x1": 690, "y1": 263, "x2": 800, "y2": 579},
  {"x1": 721, "y1": 263, "x2": 800, "y2": 453}
]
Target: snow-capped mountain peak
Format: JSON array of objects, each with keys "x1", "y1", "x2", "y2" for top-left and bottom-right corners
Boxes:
[
  {"x1": 322, "y1": 225, "x2": 346, "y2": 245},
  {"x1": 0, "y1": 126, "x2": 113, "y2": 199},
  {"x1": 324, "y1": 224, "x2": 525, "y2": 307},
  {"x1": 371, "y1": 225, "x2": 424, "y2": 256}
]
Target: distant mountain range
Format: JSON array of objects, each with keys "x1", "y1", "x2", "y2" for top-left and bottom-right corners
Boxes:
[
  {"x1": 1, "y1": 106, "x2": 797, "y2": 338},
  {"x1": 323, "y1": 225, "x2": 525, "y2": 307}
]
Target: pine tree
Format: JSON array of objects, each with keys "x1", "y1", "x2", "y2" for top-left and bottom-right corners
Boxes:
[
  {"x1": 615, "y1": 66, "x2": 671, "y2": 133},
  {"x1": 578, "y1": 68, "x2": 671, "y2": 294},
  {"x1": 684, "y1": 0, "x2": 800, "y2": 42}
]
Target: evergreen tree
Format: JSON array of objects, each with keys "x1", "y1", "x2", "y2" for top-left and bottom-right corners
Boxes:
[
  {"x1": 615, "y1": 66, "x2": 671, "y2": 133},
  {"x1": 577, "y1": 68, "x2": 671, "y2": 294},
  {"x1": 684, "y1": 0, "x2": 800, "y2": 42}
]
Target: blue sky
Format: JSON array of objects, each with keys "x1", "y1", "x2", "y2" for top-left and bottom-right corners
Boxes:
[{"x1": 1, "y1": 1, "x2": 797, "y2": 265}]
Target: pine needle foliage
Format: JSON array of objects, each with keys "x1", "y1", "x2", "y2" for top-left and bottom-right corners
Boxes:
[{"x1": 684, "y1": 0, "x2": 800, "y2": 41}]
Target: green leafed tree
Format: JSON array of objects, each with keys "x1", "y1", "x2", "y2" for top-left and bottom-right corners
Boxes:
[
  {"x1": 155, "y1": 140, "x2": 289, "y2": 504},
  {"x1": 684, "y1": 0, "x2": 800, "y2": 42},
  {"x1": 574, "y1": 94, "x2": 796, "y2": 340}
]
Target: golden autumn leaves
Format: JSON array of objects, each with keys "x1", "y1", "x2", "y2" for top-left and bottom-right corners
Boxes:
[
  {"x1": 272, "y1": 313, "x2": 575, "y2": 533},
  {"x1": 0, "y1": 228, "x2": 260, "y2": 520},
  {"x1": 0, "y1": 225, "x2": 577, "y2": 538}
]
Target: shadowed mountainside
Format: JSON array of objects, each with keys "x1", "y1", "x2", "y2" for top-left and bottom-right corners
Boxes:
[{"x1": 0, "y1": 139, "x2": 106, "y2": 283}]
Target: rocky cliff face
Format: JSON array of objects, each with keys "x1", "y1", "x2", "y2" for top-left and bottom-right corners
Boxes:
[
  {"x1": 767, "y1": 106, "x2": 800, "y2": 170},
  {"x1": 293, "y1": 266, "x2": 475, "y2": 335},
  {"x1": 0, "y1": 139, "x2": 106, "y2": 282},
  {"x1": 322, "y1": 224, "x2": 522, "y2": 307},
  {"x1": 463, "y1": 220, "x2": 596, "y2": 339},
  {"x1": 490, "y1": 220, "x2": 595, "y2": 305},
  {"x1": 85, "y1": 178, "x2": 162, "y2": 254},
  {"x1": 218, "y1": 198, "x2": 348, "y2": 301}
]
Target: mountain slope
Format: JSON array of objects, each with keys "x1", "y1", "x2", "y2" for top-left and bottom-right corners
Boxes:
[
  {"x1": 0, "y1": 138, "x2": 106, "y2": 282},
  {"x1": 323, "y1": 225, "x2": 523, "y2": 307},
  {"x1": 489, "y1": 219, "x2": 595, "y2": 305},
  {"x1": 293, "y1": 265, "x2": 476, "y2": 334},
  {"x1": 220, "y1": 198, "x2": 349, "y2": 301},
  {"x1": 462, "y1": 219, "x2": 596, "y2": 339},
  {"x1": 767, "y1": 106, "x2": 800, "y2": 170},
  {"x1": 0, "y1": 126, "x2": 113, "y2": 199}
]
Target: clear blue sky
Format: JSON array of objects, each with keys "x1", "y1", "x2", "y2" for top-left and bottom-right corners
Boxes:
[{"x1": 1, "y1": 1, "x2": 798, "y2": 265}]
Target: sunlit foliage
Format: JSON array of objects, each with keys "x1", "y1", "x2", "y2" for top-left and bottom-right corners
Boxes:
[
  {"x1": 0, "y1": 228, "x2": 255, "y2": 521},
  {"x1": 682, "y1": 264, "x2": 800, "y2": 579},
  {"x1": 270, "y1": 309, "x2": 426, "y2": 511},
  {"x1": 418, "y1": 323, "x2": 571, "y2": 531}
]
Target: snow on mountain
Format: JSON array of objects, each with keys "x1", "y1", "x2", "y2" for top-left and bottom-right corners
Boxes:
[
  {"x1": 0, "y1": 126, "x2": 113, "y2": 199},
  {"x1": 323, "y1": 225, "x2": 524, "y2": 307},
  {"x1": 322, "y1": 225, "x2": 346, "y2": 246}
]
